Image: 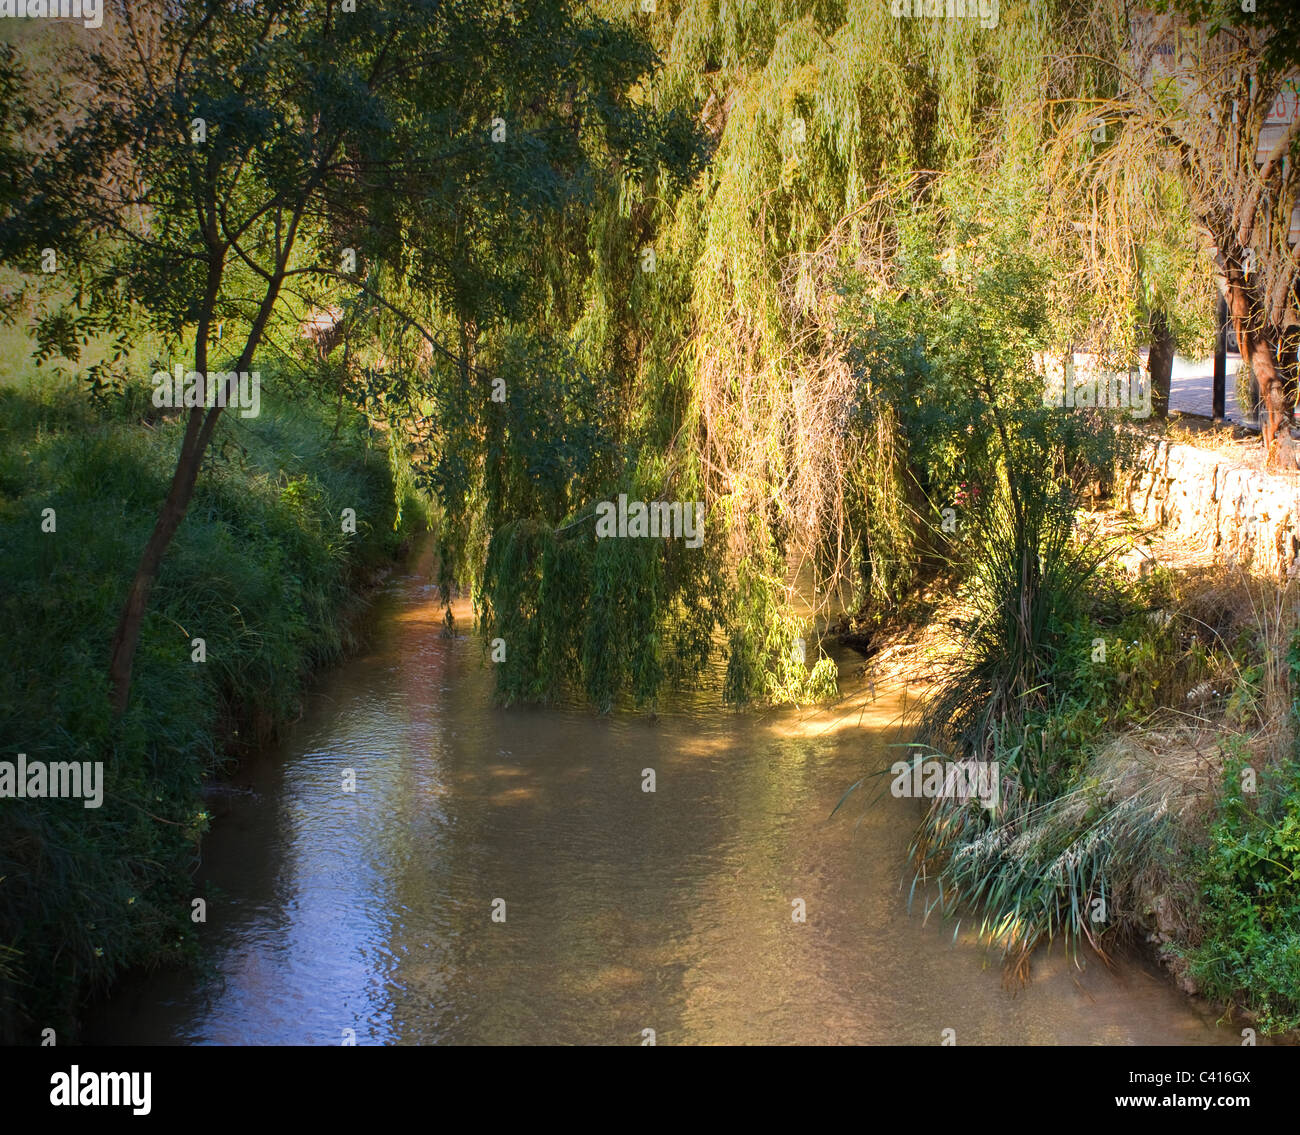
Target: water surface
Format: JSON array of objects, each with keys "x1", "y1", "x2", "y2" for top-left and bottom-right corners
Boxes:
[{"x1": 90, "y1": 561, "x2": 1233, "y2": 1045}]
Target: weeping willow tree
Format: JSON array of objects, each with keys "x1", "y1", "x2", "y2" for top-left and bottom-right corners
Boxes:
[
  {"x1": 371, "y1": 0, "x2": 1207, "y2": 712},
  {"x1": 301, "y1": 5, "x2": 735, "y2": 713},
  {"x1": 553, "y1": 1, "x2": 1140, "y2": 690}
]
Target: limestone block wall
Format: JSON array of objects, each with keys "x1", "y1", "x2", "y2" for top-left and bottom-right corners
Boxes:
[{"x1": 1124, "y1": 439, "x2": 1300, "y2": 578}]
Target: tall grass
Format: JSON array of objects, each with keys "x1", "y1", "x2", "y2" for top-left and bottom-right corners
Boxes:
[
  {"x1": 909, "y1": 514, "x2": 1300, "y2": 1015},
  {"x1": 918, "y1": 482, "x2": 1119, "y2": 772}
]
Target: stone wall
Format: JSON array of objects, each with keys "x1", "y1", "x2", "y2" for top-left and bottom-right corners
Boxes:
[{"x1": 1125, "y1": 438, "x2": 1300, "y2": 578}]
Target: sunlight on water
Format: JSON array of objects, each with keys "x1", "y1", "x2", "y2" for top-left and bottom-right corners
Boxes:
[{"x1": 89, "y1": 563, "x2": 1235, "y2": 1046}]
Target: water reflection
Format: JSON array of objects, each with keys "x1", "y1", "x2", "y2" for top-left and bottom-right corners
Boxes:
[{"x1": 89, "y1": 563, "x2": 1233, "y2": 1046}]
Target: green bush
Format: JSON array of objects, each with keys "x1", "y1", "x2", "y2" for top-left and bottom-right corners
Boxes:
[{"x1": 1185, "y1": 754, "x2": 1300, "y2": 1035}]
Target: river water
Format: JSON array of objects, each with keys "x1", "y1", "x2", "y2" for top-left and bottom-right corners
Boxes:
[{"x1": 89, "y1": 557, "x2": 1236, "y2": 1045}]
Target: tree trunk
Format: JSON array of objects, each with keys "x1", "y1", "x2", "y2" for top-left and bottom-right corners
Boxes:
[
  {"x1": 108, "y1": 256, "x2": 294, "y2": 713},
  {"x1": 108, "y1": 248, "x2": 220, "y2": 716},
  {"x1": 1194, "y1": 217, "x2": 1290, "y2": 448},
  {"x1": 1148, "y1": 309, "x2": 1175, "y2": 419},
  {"x1": 1225, "y1": 266, "x2": 1288, "y2": 451},
  {"x1": 1212, "y1": 293, "x2": 1227, "y2": 420},
  {"x1": 106, "y1": 414, "x2": 211, "y2": 714}
]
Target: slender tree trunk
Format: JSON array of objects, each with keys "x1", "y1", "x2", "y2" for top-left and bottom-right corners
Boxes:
[
  {"x1": 108, "y1": 250, "x2": 221, "y2": 714},
  {"x1": 106, "y1": 415, "x2": 211, "y2": 714},
  {"x1": 1225, "y1": 266, "x2": 1288, "y2": 451},
  {"x1": 1213, "y1": 293, "x2": 1227, "y2": 420},
  {"x1": 1194, "y1": 218, "x2": 1290, "y2": 447},
  {"x1": 108, "y1": 262, "x2": 292, "y2": 713},
  {"x1": 1147, "y1": 309, "x2": 1175, "y2": 419}
]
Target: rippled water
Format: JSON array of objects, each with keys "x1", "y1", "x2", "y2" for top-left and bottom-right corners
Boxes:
[{"x1": 89, "y1": 556, "x2": 1235, "y2": 1045}]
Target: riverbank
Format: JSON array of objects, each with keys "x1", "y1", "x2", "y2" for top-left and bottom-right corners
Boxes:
[
  {"x1": 835, "y1": 428, "x2": 1300, "y2": 1041},
  {"x1": 0, "y1": 375, "x2": 429, "y2": 1042}
]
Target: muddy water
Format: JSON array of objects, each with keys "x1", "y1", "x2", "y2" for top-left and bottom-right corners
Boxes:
[{"x1": 90, "y1": 560, "x2": 1234, "y2": 1045}]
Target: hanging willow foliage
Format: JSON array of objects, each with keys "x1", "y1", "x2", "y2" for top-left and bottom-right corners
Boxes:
[
  {"x1": 412, "y1": 1, "x2": 1204, "y2": 710},
  {"x1": 627, "y1": 4, "x2": 1125, "y2": 561}
]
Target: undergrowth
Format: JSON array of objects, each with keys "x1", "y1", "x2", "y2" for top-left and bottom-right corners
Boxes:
[{"x1": 0, "y1": 374, "x2": 427, "y2": 1041}]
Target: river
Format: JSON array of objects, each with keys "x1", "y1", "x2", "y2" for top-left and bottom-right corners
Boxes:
[{"x1": 88, "y1": 555, "x2": 1235, "y2": 1045}]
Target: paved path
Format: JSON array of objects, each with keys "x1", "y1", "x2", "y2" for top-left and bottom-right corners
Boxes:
[
  {"x1": 1158, "y1": 349, "x2": 1246, "y2": 422},
  {"x1": 1049, "y1": 349, "x2": 1248, "y2": 423}
]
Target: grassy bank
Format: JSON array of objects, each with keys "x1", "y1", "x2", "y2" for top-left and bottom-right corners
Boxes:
[
  {"x1": 881, "y1": 522, "x2": 1300, "y2": 1036},
  {"x1": 0, "y1": 374, "x2": 428, "y2": 1042}
]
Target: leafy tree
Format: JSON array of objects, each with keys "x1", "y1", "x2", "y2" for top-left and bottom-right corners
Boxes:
[
  {"x1": 0, "y1": 0, "x2": 694, "y2": 712},
  {"x1": 1056, "y1": 1, "x2": 1299, "y2": 451}
]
